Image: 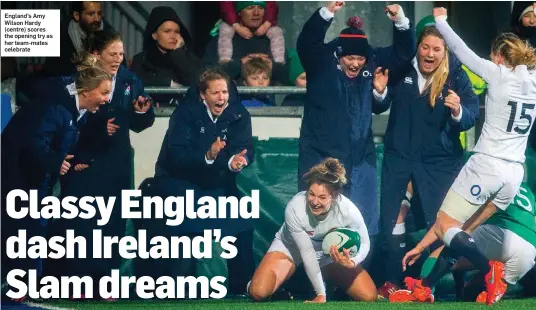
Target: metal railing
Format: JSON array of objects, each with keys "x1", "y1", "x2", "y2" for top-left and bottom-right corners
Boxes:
[
  {"x1": 145, "y1": 86, "x2": 307, "y2": 95},
  {"x1": 103, "y1": 1, "x2": 146, "y2": 60},
  {"x1": 145, "y1": 86, "x2": 478, "y2": 151},
  {"x1": 149, "y1": 86, "x2": 307, "y2": 117}
]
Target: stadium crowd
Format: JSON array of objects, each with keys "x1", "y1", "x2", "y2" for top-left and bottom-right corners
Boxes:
[{"x1": 2, "y1": 0, "x2": 536, "y2": 306}]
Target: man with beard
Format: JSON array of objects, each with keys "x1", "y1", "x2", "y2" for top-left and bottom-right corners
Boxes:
[{"x1": 43, "y1": 1, "x2": 125, "y2": 77}]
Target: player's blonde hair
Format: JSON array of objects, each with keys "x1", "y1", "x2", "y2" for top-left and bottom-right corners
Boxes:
[
  {"x1": 492, "y1": 32, "x2": 536, "y2": 70},
  {"x1": 74, "y1": 53, "x2": 113, "y2": 94},
  {"x1": 418, "y1": 26, "x2": 450, "y2": 108},
  {"x1": 302, "y1": 158, "x2": 347, "y2": 197}
]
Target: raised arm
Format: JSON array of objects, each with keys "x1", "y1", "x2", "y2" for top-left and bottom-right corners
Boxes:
[
  {"x1": 433, "y1": 8, "x2": 499, "y2": 84},
  {"x1": 372, "y1": 67, "x2": 392, "y2": 114},
  {"x1": 297, "y1": 2, "x2": 343, "y2": 77},
  {"x1": 374, "y1": 4, "x2": 416, "y2": 73},
  {"x1": 285, "y1": 204, "x2": 327, "y2": 300}
]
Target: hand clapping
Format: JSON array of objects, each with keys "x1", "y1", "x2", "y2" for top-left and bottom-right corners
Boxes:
[{"x1": 133, "y1": 96, "x2": 151, "y2": 113}]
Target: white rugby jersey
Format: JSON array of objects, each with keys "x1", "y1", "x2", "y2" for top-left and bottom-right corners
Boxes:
[
  {"x1": 436, "y1": 18, "x2": 536, "y2": 163},
  {"x1": 275, "y1": 191, "x2": 370, "y2": 295}
]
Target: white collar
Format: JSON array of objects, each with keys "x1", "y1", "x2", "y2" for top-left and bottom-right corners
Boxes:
[
  {"x1": 67, "y1": 82, "x2": 87, "y2": 120},
  {"x1": 411, "y1": 57, "x2": 419, "y2": 72},
  {"x1": 108, "y1": 74, "x2": 117, "y2": 102},
  {"x1": 203, "y1": 100, "x2": 228, "y2": 123},
  {"x1": 412, "y1": 57, "x2": 433, "y2": 93}
]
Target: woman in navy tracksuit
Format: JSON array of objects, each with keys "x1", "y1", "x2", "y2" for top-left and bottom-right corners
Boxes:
[
  {"x1": 378, "y1": 25, "x2": 480, "y2": 291},
  {"x1": 297, "y1": 2, "x2": 415, "y2": 246},
  {"x1": 144, "y1": 70, "x2": 255, "y2": 295},
  {"x1": 45, "y1": 30, "x2": 155, "y2": 288},
  {"x1": 1, "y1": 63, "x2": 112, "y2": 298}
]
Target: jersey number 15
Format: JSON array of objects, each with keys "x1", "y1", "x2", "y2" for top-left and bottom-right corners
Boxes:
[{"x1": 507, "y1": 101, "x2": 535, "y2": 134}]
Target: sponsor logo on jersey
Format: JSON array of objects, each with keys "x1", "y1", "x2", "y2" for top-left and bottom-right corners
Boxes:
[
  {"x1": 470, "y1": 185, "x2": 482, "y2": 196},
  {"x1": 404, "y1": 77, "x2": 413, "y2": 84}
]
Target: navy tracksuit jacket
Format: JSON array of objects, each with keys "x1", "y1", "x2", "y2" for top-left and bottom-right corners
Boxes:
[
  {"x1": 1, "y1": 82, "x2": 86, "y2": 277},
  {"x1": 380, "y1": 54, "x2": 480, "y2": 283},
  {"x1": 296, "y1": 8, "x2": 416, "y2": 236}
]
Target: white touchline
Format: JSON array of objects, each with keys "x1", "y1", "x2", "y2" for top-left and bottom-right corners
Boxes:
[{"x1": 24, "y1": 301, "x2": 76, "y2": 310}]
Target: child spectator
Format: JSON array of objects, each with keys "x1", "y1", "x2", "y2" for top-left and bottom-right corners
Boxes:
[
  {"x1": 282, "y1": 48, "x2": 306, "y2": 107},
  {"x1": 241, "y1": 57, "x2": 275, "y2": 107},
  {"x1": 219, "y1": 1, "x2": 285, "y2": 64}
]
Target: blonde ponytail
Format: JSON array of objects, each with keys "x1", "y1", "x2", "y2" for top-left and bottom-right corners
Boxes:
[
  {"x1": 493, "y1": 32, "x2": 536, "y2": 70},
  {"x1": 428, "y1": 51, "x2": 450, "y2": 107},
  {"x1": 73, "y1": 53, "x2": 112, "y2": 94},
  {"x1": 74, "y1": 53, "x2": 101, "y2": 72}
]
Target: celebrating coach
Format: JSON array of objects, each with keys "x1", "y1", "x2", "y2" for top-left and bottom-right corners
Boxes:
[
  {"x1": 297, "y1": 1, "x2": 415, "y2": 249},
  {"x1": 377, "y1": 22, "x2": 480, "y2": 295},
  {"x1": 138, "y1": 67, "x2": 255, "y2": 296}
]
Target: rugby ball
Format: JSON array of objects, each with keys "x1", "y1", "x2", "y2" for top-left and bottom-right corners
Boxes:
[{"x1": 322, "y1": 228, "x2": 360, "y2": 257}]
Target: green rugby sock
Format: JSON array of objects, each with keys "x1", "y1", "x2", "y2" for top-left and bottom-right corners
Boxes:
[{"x1": 420, "y1": 257, "x2": 437, "y2": 293}]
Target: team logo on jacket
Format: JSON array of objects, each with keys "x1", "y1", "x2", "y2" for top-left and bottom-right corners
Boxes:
[
  {"x1": 404, "y1": 77, "x2": 413, "y2": 84},
  {"x1": 124, "y1": 84, "x2": 131, "y2": 96},
  {"x1": 69, "y1": 120, "x2": 73, "y2": 127}
]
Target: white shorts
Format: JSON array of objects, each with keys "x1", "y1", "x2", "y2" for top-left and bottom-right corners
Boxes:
[
  {"x1": 451, "y1": 153, "x2": 524, "y2": 211},
  {"x1": 267, "y1": 237, "x2": 334, "y2": 268},
  {"x1": 472, "y1": 224, "x2": 536, "y2": 284}
]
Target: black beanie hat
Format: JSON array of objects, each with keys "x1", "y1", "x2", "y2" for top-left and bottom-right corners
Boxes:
[
  {"x1": 337, "y1": 16, "x2": 372, "y2": 58},
  {"x1": 511, "y1": 2, "x2": 534, "y2": 28},
  {"x1": 143, "y1": 6, "x2": 192, "y2": 49}
]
